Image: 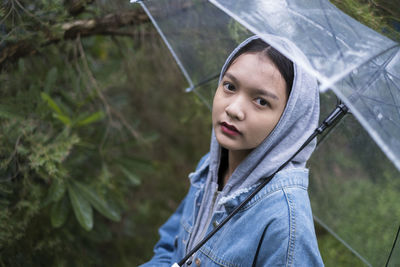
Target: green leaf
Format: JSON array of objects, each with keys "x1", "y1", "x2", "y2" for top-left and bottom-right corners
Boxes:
[
  {"x1": 41, "y1": 92, "x2": 63, "y2": 114},
  {"x1": 48, "y1": 179, "x2": 66, "y2": 202},
  {"x1": 73, "y1": 181, "x2": 121, "y2": 222},
  {"x1": 68, "y1": 184, "x2": 93, "y2": 231},
  {"x1": 53, "y1": 113, "x2": 71, "y2": 126},
  {"x1": 120, "y1": 166, "x2": 141, "y2": 186},
  {"x1": 43, "y1": 179, "x2": 67, "y2": 207},
  {"x1": 51, "y1": 195, "x2": 69, "y2": 228},
  {"x1": 75, "y1": 111, "x2": 105, "y2": 126}
]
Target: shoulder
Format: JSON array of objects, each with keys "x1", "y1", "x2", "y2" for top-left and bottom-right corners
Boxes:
[
  {"x1": 257, "y1": 169, "x2": 315, "y2": 244},
  {"x1": 279, "y1": 187, "x2": 323, "y2": 266},
  {"x1": 239, "y1": 168, "x2": 309, "y2": 212},
  {"x1": 255, "y1": 172, "x2": 323, "y2": 266},
  {"x1": 255, "y1": 183, "x2": 313, "y2": 236}
]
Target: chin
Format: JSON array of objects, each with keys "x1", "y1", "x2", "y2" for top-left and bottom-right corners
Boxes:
[{"x1": 215, "y1": 134, "x2": 242, "y2": 151}]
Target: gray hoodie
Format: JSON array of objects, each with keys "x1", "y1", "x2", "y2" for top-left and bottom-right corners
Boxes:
[{"x1": 187, "y1": 34, "x2": 320, "y2": 253}]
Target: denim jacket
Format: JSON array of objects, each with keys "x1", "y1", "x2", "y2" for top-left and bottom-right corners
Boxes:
[{"x1": 139, "y1": 154, "x2": 324, "y2": 267}]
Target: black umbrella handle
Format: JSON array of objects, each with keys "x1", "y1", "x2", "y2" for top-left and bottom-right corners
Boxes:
[{"x1": 173, "y1": 103, "x2": 349, "y2": 267}]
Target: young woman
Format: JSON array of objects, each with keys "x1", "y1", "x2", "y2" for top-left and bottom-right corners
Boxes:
[{"x1": 140, "y1": 35, "x2": 324, "y2": 266}]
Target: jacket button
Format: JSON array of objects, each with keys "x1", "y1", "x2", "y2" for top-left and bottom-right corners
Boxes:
[{"x1": 195, "y1": 258, "x2": 201, "y2": 266}]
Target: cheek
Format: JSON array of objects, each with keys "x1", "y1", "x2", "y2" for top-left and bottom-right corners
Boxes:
[
  {"x1": 211, "y1": 91, "x2": 221, "y2": 124},
  {"x1": 248, "y1": 114, "x2": 280, "y2": 142},
  {"x1": 212, "y1": 90, "x2": 224, "y2": 116},
  {"x1": 250, "y1": 123, "x2": 272, "y2": 142}
]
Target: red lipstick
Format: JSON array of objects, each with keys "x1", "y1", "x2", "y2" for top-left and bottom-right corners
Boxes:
[{"x1": 220, "y1": 122, "x2": 240, "y2": 136}]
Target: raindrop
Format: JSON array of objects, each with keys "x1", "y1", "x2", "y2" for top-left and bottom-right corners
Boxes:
[{"x1": 373, "y1": 105, "x2": 384, "y2": 120}]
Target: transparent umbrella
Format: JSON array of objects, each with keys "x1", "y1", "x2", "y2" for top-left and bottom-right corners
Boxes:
[{"x1": 131, "y1": 0, "x2": 400, "y2": 266}]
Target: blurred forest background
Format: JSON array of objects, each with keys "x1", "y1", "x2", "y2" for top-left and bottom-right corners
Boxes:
[{"x1": 0, "y1": 0, "x2": 399, "y2": 266}]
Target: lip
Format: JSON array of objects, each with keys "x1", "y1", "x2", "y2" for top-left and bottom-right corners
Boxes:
[{"x1": 220, "y1": 122, "x2": 241, "y2": 136}]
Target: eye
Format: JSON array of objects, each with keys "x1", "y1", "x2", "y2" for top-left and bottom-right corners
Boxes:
[
  {"x1": 255, "y1": 97, "x2": 269, "y2": 107},
  {"x1": 223, "y1": 82, "x2": 236, "y2": 92}
]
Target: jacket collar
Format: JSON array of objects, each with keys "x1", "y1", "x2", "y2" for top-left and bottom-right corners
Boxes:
[{"x1": 188, "y1": 155, "x2": 210, "y2": 188}]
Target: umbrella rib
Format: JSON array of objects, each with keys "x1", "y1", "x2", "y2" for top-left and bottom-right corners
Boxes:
[
  {"x1": 351, "y1": 48, "x2": 400, "y2": 125},
  {"x1": 355, "y1": 69, "x2": 382, "y2": 97},
  {"x1": 192, "y1": 88, "x2": 212, "y2": 110},
  {"x1": 138, "y1": 2, "x2": 195, "y2": 90},
  {"x1": 343, "y1": 83, "x2": 394, "y2": 140},
  {"x1": 387, "y1": 73, "x2": 400, "y2": 122},
  {"x1": 387, "y1": 67, "x2": 400, "y2": 87},
  {"x1": 345, "y1": 73, "x2": 360, "y2": 103},
  {"x1": 287, "y1": 3, "x2": 351, "y2": 52},
  {"x1": 384, "y1": 73, "x2": 400, "y2": 120},
  {"x1": 387, "y1": 69, "x2": 400, "y2": 94},
  {"x1": 313, "y1": 216, "x2": 373, "y2": 266},
  {"x1": 359, "y1": 95, "x2": 400, "y2": 109},
  {"x1": 319, "y1": 0, "x2": 344, "y2": 59},
  {"x1": 350, "y1": 47, "x2": 397, "y2": 98},
  {"x1": 344, "y1": 68, "x2": 380, "y2": 102},
  {"x1": 385, "y1": 224, "x2": 400, "y2": 267}
]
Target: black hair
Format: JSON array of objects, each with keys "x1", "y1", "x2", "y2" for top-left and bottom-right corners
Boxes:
[{"x1": 224, "y1": 39, "x2": 294, "y2": 95}]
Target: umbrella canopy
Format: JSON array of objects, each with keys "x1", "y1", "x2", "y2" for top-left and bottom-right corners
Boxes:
[
  {"x1": 132, "y1": 0, "x2": 400, "y2": 265},
  {"x1": 210, "y1": 0, "x2": 400, "y2": 176}
]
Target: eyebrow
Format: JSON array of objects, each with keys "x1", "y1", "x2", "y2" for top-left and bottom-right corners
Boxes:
[{"x1": 224, "y1": 72, "x2": 280, "y2": 101}]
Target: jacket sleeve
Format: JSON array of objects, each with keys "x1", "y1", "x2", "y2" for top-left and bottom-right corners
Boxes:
[
  {"x1": 139, "y1": 196, "x2": 187, "y2": 267},
  {"x1": 139, "y1": 153, "x2": 209, "y2": 267},
  {"x1": 255, "y1": 188, "x2": 324, "y2": 267}
]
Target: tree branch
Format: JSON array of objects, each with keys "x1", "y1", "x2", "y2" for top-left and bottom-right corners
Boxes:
[
  {"x1": 62, "y1": 10, "x2": 150, "y2": 39},
  {"x1": 0, "y1": 9, "x2": 150, "y2": 69},
  {"x1": 65, "y1": 0, "x2": 95, "y2": 16}
]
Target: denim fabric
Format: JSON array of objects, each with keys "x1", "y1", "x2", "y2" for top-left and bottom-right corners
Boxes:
[{"x1": 139, "y1": 154, "x2": 324, "y2": 267}]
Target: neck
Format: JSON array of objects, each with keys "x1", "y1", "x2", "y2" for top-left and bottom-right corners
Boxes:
[{"x1": 222, "y1": 149, "x2": 252, "y2": 187}]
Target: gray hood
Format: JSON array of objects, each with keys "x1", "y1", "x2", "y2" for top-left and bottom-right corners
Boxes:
[
  {"x1": 210, "y1": 34, "x2": 319, "y2": 195},
  {"x1": 187, "y1": 34, "x2": 320, "y2": 253}
]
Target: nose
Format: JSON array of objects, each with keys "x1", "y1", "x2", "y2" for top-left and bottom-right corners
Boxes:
[{"x1": 225, "y1": 97, "x2": 245, "y2": 121}]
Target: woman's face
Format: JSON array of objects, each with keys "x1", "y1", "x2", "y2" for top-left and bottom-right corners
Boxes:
[{"x1": 212, "y1": 52, "x2": 288, "y2": 154}]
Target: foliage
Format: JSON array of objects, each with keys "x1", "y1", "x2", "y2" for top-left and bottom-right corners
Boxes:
[
  {"x1": 0, "y1": 1, "x2": 156, "y2": 265},
  {"x1": 0, "y1": 1, "x2": 211, "y2": 265},
  {"x1": 331, "y1": 0, "x2": 400, "y2": 42},
  {"x1": 0, "y1": 37, "x2": 156, "y2": 264},
  {"x1": 0, "y1": 0, "x2": 67, "y2": 52}
]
